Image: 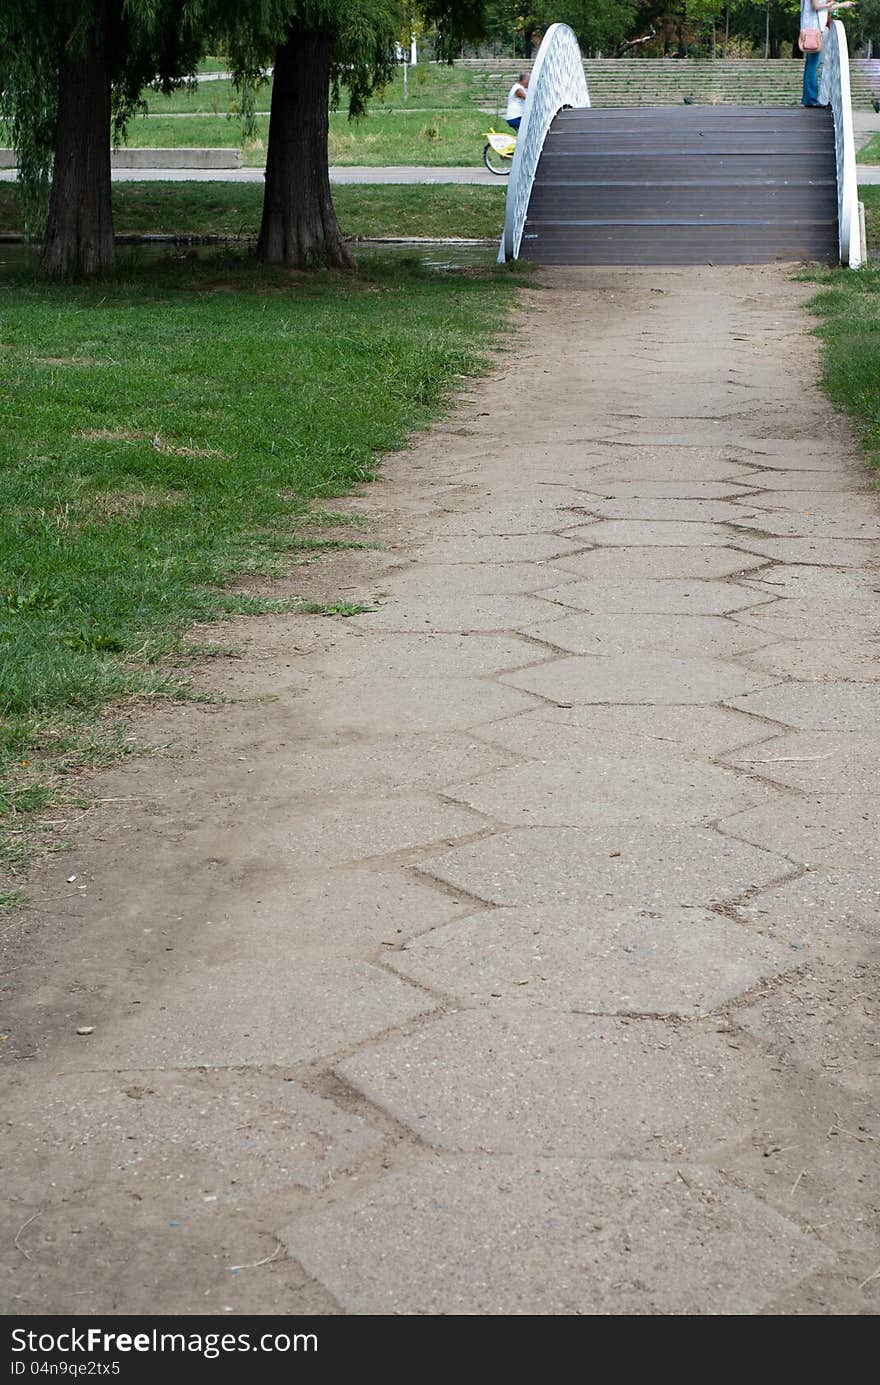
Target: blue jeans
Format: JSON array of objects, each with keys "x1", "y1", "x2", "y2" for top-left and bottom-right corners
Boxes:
[
  {"x1": 507, "y1": 117, "x2": 521, "y2": 131},
  {"x1": 802, "y1": 50, "x2": 821, "y2": 106}
]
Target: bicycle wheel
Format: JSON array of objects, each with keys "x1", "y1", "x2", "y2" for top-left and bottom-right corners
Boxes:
[{"x1": 483, "y1": 142, "x2": 511, "y2": 176}]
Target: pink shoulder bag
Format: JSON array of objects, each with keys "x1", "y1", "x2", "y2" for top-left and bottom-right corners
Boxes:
[{"x1": 799, "y1": 28, "x2": 823, "y2": 52}]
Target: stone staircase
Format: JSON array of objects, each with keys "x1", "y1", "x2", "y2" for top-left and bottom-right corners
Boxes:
[
  {"x1": 464, "y1": 57, "x2": 880, "y2": 112},
  {"x1": 520, "y1": 105, "x2": 839, "y2": 265}
]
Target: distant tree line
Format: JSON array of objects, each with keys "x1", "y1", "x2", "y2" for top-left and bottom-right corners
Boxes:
[{"x1": 481, "y1": 0, "x2": 877, "y2": 59}]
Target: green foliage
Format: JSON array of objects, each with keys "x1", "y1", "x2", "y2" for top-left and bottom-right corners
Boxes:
[
  {"x1": 556, "y1": 0, "x2": 639, "y2": 54},
  {"x1": 0, "y1": 1, "x2": 204, "y2": 242},
  {"x1": 211, "y1": 1, "x2": 402, "y2": 118},
  {"x1": 0, "y1": 2, "x2": 60, "y2": 237}
]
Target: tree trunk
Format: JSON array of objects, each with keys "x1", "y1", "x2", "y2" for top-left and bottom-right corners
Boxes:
[
  {"x1": 41, "y1": 0, "x2": 114, "y2": 279},
  {"x1": 257, "y1": 24, "x2": 354, "y2": 270}
]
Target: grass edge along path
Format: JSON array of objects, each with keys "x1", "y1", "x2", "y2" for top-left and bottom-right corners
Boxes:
[
  {"x1": 0, "y1": 251, "x2": 521, "y2": 891},
  {"x1": 804, "y1": 260, "x2": 880, "y2": 483}
]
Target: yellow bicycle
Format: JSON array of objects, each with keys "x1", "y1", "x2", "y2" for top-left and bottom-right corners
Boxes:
[{"x1": 483, "y1": 129, "x2": 516, "y2": 175}]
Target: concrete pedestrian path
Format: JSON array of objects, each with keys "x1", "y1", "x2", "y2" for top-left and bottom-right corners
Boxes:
[{"x1": 2, "y1": 267, "x2": 878, "y2": 1316}]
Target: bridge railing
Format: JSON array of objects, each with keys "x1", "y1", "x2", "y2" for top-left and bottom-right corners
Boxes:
[
  {"x1": 819, "y1": 19, "x2": 862, "y2": 268},
  {"x1": 498, "y1": 24, "x2": 589, "y2": 263}
]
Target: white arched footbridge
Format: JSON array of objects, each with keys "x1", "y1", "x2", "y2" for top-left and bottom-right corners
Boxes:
[{"x1": 499, "y1": 21, "x2": 863, "y2": 268}]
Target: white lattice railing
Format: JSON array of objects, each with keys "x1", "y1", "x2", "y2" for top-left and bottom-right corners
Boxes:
[
  {"x1": 498, "y1": 24, "x2": 589, "y2": 263},
  {"x1": 819, "y1": 19, "x2": 862, "y2": 268}
]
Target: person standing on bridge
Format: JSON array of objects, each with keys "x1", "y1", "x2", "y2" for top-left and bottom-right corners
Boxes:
[
  {"x1": 799, "y1": 0, "x2": 856, "y2": 107},
  {"x1": 505, "y1": 72, "x2": 530, "y2": 131}
]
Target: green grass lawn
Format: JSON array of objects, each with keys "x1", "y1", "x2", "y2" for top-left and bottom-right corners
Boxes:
[
  {"x1": 857, "y1": 132, "x2": 880, "y2": 164},
  {"x1": 144, "y1": 62, "x2": 500, "y2": 115},
  {"x1": 862, "y1": 186, "x2": 879, "y2": 248},
  {"x1": 0, "y1": 183, "x2": 506, "y2": 241},
  {"x1": 0, "y1": 250, "x2": 518, "y2": 879},
  {"x1": 122, "y1": 108, "x2": 490, "y2": 165},
  {"x1": 147, "y1": 77, "x2": 248, "y2": 114}
]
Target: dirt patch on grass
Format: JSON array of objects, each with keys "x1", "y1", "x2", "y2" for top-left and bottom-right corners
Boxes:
[
  {"x1": 79, "y1": 429, "x2": 146, "y2": 443},
  {"x1": 37, "y1": 357, "x2": 103, "y2": 367},
  {"x1": 93, "y1": 490, "x2": 183, "y2": 520}
]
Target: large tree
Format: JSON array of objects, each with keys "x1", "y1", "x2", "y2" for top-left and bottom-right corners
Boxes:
[
  {"x1": 217, "y1": 1, "x2": 486, "y2": 270},
  {"x1": 0, "y1": 1, "x2": 202, "y2": 278}
]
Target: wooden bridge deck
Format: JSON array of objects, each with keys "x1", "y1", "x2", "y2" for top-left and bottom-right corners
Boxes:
[{"x1": 521, "y1": 106, "x2": 839, "y2": 265}]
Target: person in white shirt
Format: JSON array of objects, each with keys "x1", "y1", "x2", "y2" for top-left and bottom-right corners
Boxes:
[
  {"x1": 801, "y1": 0, "x2": 855, "y2": 106},
  {"x1": 505, "y1": 72, "x2": 530, "y2": 131}
]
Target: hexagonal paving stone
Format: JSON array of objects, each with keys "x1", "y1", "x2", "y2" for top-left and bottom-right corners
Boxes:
[
  {"x1": 388, "y1": 905, "x2": 798, "y2": 1017},
  {"x1": 726, "y1": 732, "x2": 880, "y2": 792},
  {"x1": 446, "y1": 756, "x2": 775, "y2": 828},
  {"x1": 728, "y1": 535, "x2": 877, "y2": 567},
  {"x1": 733, "y1": 510, "x2": 880, "y2": 540},
  {"x1": 362, "y1": 595, "x2": 566, "y2": 634},
  {"x1": 745, "y1": 470, "x2": 867, "y2": 493},
  {"x1": 287, "y1": 675, "x2": 539, "y2": 738},
  {"x1": 413, "y1": 533, "x2": 587, "y2": 564},
  {"x1": 723, "y1": 1108, "x2": 880, "y2": 1256},
  {"x1": 736, "y1": 871, "x2": 880, "y2": 952},
  {"x1": 64, "y1": 958, "x2": 437, "y2": 1071},
  {"x1": 748, "y1": 491, "x2": 880, "y2": 517},
  {"x1": 263, "y1": 733, "x2": 516, "y2": 801},
  {"x1": 419, "y1": 824, "x2": 793, "y2": 910},
  {"x1": 548, "y1": 546, "x2": 767, "y2": 582},
  {"x1": 739, "y1": 566, "x2": 879, "y2": 604},
  {"x1": 272, "y1": 794, "x2": 489, "y2": 870},
  {"x1": 723, "y1": 798, "x2": 880, "y2": 871},
  {"x1": 428, "y1": 503, "x2": 587, "y2": 537},
  {"x1": 562, "y1": 520, "x2": 731, "y2": 546},
  {"x1": 338, "y1": 1011, "x2": 826, "y2": 1159},
  {"x1": 523, "y1": 612, "x2": 771, "y2": 660},
  {"x1": 7, "y1": 1070, "x2": 383, "y2": 1198},
  {"x1": 319, "y1": 632, "x2": 541, "y2": 680},
  {"x1": 283, "y1": 1156, "x2": 831, "y2": 1315},
  {"x1": 477, "y1": 704, "x2": 774, "y2": 762},
  {"x1": 732, "y1": 441, "x2": 843, "y2": 472},
  {"x1": 738, "y1": 642, "x2": 880, "y2": 683},
  {"x1": 731, "y1": 956, "x2": 880, "y2": 1106},
  {"x1": 577, "y1": 498, "x2": 753, "y2": 524},
  {"x1": 727, "y1": 683, "x2": 878, "y2": 733},
  {"x1": 217, "y1": 866, "x2": 471, "y2": 956},
  {"x1": 583, "y1": 451, "x2": 757, "y2": 483},
  {"x1": 733, "y1": 599, "x2": 878, "y2": 645},
  {"x1": 540, "y1": 579, "x2": 765, "y2": 616},
  {"x1": 584, "y1": 480, "x2": 756, "y2": 501},
  {"x1": 501, "y1": 654, "x2": 774, "y2": 706},
  {"x1": 386, "y1": 562, "x2": 563, "y2": 597}
]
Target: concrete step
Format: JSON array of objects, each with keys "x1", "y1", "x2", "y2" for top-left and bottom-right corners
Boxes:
[{"x1": 467, "y1": 57, "x2": 880, "y2": 110}]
